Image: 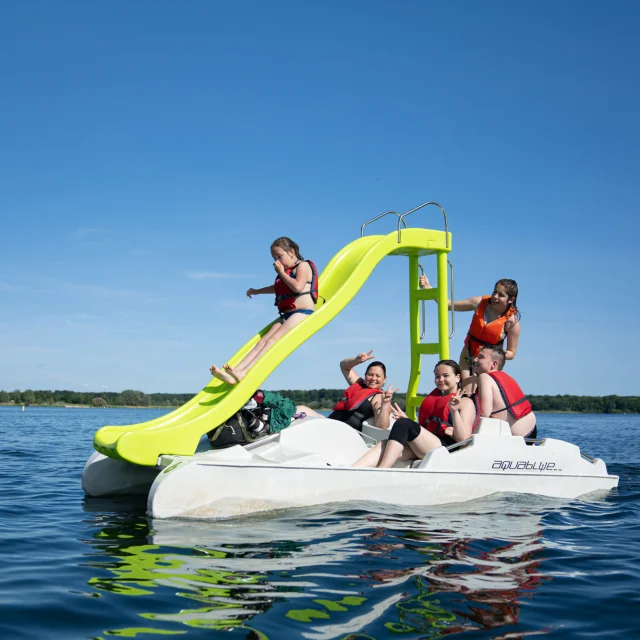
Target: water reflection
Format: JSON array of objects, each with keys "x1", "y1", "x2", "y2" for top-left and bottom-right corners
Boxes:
[{"x1": 81, "y1": 496, "x2": 555, "y2": 638}]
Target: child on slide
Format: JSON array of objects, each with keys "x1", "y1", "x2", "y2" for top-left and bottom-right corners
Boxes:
[{"x1": 210, "y1": 237, "x2": 318, "y2": 385}]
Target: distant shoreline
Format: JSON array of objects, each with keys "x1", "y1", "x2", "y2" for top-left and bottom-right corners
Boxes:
[{"x1": 1, "y1": 403, "x2": 638, "y2": 415}]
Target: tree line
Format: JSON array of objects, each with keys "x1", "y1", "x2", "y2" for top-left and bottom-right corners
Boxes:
[{"x1": 1, "y1": 388, "x2": 640, "y2": 413}]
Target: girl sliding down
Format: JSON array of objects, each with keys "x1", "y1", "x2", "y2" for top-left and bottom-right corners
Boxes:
[{"x1": 210, "y1": 237, "x2": 318, "y2": 385}]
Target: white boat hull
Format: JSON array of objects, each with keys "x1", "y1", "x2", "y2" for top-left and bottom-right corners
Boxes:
[{"x1": 144, "y1": 417, "x2": 618, "y2": 519}]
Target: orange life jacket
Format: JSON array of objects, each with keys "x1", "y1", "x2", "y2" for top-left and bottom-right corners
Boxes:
[
  {"x1": 333, "y1": 381, "x2": 382, "y2": 412},
  {"x1": 464, "y1": 295, "x2": 516, "y2": 358},
  {"x1": 487, "y1": 371, "x2": 532, "y2": 419},
  {"x1": 274, "y1": 260, "x2": 319, "y2": 313}
]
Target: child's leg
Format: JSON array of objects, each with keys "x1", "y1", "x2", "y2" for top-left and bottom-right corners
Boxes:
[
  {"x1": 210, "y1": 322, "x2": 282, "y2": 385},
  {"x1": 210, "y1": 364, "x2": 236, "y2": 385},
  {"x1": 228, "y1": 322, "x2": 282, "y2": 374},
  {"x1": 226, "y1": 312, "x2": 310, "y2": 382},
  {"x1": 353, "y1": 441, "x2": 385, "y2": 467}
]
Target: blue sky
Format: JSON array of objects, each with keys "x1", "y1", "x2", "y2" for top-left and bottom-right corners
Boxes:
[{"x1": 1, "y1": 0, "x2": 638, "y2": 396}]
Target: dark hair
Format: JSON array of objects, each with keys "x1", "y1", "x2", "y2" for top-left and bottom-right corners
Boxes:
[
  {"x1": 480, "y1": 345, "x2": 506, "y2": 370},
  {"x1": 271, "y1": 237, "x2": 303, "y2": 260},
  {"x1": 434, "y1": 359, "x2": 461, "y2": 376},
  {"x1": 494, "y1": 278, "x2": 520, "y2": 320},
  {"x1": 365, "y1": 360, "x2": 386, "y2": 376}
]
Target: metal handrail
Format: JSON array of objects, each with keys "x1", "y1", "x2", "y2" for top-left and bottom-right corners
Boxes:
[
  {"x1": 397, "y1": 201, "x2": 448, "y2": 246},
  {"x1": 448, "y1": 259, "x2": 455, "y2": 338},
  {"x1": 361, "y1": 210, "x2": 406, "y2": 237}
]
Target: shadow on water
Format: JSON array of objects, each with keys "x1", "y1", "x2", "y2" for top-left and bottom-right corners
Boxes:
[{"x1": 78, "y1": 494, "x2": 571, "y2": 638}]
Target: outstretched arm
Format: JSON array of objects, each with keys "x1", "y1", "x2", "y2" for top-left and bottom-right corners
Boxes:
[
  {"x1": 419, "y1": 275, "x2": 482, "y2": 311},
  {"x1": 340, "y1": 350, "x2": 376, "y2": 385},
  {"x1": 504, "y1": 320, "x2": 521, "y2": 360},
  {"x1": 372, "y1": 384, "x2": 399, "y2": 430},
  {"x1": 246, "y1": 284, "x2": 276, "y2": 298}
]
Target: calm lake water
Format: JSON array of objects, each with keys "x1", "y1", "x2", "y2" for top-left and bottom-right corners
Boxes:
[{"x1": 1, "y1": 407, "x2": 639, "y2": 639}]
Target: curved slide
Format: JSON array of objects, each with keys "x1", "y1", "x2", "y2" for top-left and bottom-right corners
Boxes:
[{"x1": 94, "y1": 228, "x2": 450, "y2": 466}]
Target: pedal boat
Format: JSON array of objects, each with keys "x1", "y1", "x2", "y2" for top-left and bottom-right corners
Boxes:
[{"x1": 82, "y1": 416, "x2": 619, "y2": 519}]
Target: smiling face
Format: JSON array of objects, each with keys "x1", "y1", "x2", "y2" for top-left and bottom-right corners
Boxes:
[
  {"x1": 490, "y1": 284, "x2": 515, "y2": 314},
  {"x1": 434, "y1": 363, "x2": 460, "y2": 395},
  {"x1": 364, "y1": 365, "x2": 386, "y2": 390},
  {"x1": 271, "y1": 245, "x2": 298, "y2": 269}
]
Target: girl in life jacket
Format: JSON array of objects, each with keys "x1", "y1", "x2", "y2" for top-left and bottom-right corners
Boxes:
[
  {"x1": 419, "y1": 276, "x2": 521, "y2": 380},
  {"x1": 210, "y1": 237, "x2": 318, "y2": 385},
  {"x1": 353, "y1": 360, "x2": 478, "y2": 469},
  {"x1": 294, "y1": 350, "x2": 399, "y2": 430}
]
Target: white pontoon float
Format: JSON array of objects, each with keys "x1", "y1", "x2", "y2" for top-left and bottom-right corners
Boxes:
[{"x1": 82, "y1": 203, "x2": 618, "y2": 518}]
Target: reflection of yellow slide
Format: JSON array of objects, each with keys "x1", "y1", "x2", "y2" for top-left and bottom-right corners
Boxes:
[{"x1": 94, "y1": 228, "x2": 450, "y2": 466}]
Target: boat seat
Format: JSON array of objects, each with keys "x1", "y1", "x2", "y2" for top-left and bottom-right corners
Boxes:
[
  {"x1": 474, "y1": 417, "x2": 512, "y2": 436},
  {"x1": 279, "y1": 418, "x2": 369, "y2": 465}
]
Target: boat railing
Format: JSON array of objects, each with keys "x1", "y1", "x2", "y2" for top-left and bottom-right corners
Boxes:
[
  {"x1": 361, "y1": 210, "x2": 406, "y2": 237},
  {"x1": 397, "y1": 201, "x2": 449, "y2": 247}
]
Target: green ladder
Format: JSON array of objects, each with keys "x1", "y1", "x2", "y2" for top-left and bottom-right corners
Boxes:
[{"x1": 401, "y1": 202, "x2": 453, "y2": 420}]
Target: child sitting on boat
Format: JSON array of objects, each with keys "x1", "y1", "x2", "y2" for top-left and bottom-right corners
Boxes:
[{"x1": 210, "y1": 237, "x2": 318, "y2": 385}]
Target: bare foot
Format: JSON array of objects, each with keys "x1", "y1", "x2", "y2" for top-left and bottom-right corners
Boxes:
[
  {"x1": 210, "y1": 365, "x2": 236, "y2": 385},
  {"x1": 224, "y1": 363, "x2": 245, "y2": 383}
]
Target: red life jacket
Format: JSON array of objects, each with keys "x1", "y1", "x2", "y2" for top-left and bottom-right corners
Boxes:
[
  {"x1": 274, "y1": 260, "x2": 319, "y2": 313},
  {"x1": 417, "y1": 389, "x2": 456, "y2": 438},
  {"x1": 333, "y1": 381, "x2": 382, "y2": 412},
  {"x1": 487, "y1": 371, "x2": 532, "y2": 419},
  {"x1": 464, "y1": 296, "x2": 516, "y2": 358}
]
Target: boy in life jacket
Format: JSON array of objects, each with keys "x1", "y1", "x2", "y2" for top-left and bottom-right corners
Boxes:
[{"x1": 473, "y1": 345, "x2": 537, "y2": 439}]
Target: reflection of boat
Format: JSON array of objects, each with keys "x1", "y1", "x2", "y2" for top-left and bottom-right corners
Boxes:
[
  {"x1": 146, "y1": 496, "x2": 551, "y2": 638},
  {"x1": 84, "y1": 416, "x2": 618, "y2": 519}
]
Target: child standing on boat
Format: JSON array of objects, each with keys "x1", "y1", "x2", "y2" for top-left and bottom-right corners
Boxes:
[
  {"x1": 420, "y1": 275, "x2": 521, "y2": 379},
  {"x1": 210, "y1": 237, "x2": 318, "y2": 385}
]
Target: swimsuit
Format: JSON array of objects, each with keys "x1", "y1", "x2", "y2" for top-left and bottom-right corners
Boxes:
[{"x1": 279, "y1": 309, "x2": 314, "y2": 322}]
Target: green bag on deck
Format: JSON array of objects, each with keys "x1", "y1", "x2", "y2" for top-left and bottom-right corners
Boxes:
[{"x1": 262, "y1": 391, "x2": 296, "y2": 433}]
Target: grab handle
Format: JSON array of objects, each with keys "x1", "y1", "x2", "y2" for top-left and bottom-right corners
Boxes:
[
  {"x1": 361, "y1": 210, "x2": 406, "y2": 237},
  {"x1": 397, "y1": 201, "x2": 448, "y2": 246}
]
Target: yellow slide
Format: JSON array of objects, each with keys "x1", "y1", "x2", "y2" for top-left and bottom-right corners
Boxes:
[{"x1": 94, "y1": 228, "x2": 450, "y2": 466}]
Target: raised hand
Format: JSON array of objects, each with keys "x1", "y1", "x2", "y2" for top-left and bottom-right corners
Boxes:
[
  {"x1": 273, "y1": 260, "x2": 286, "y2": 276},
  {"x1": 419, "y1": 274, "x2": 432, "y2": 289},
  {"x1": 449, "y1": 389, "x2": 463, "y2": 413},
  {"x1": 391, "y1": 402, "x2": 407, "y2": 420},
  {"x1": 246, "y1": 288, "x2": 259, "y2": 298},
  {"x1": 355, "y1": 349, "x2": 375, "y2": 364},
  {"x1": 382, "y1": 384, "x2": 400, "y2": 405}
]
